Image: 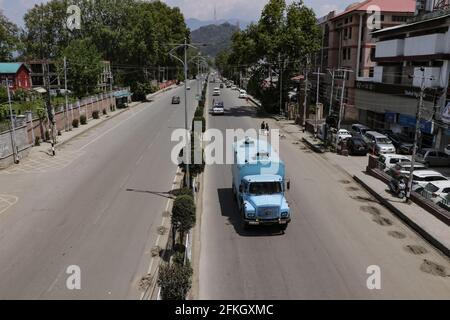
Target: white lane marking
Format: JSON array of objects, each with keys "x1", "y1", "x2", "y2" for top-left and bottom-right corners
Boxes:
[
  {"x1": 140, "y1": 169, "x2": 179, "y2": 300},
  {"x1": 0, "y1": 195, "x2": 19, "y2": 216}
]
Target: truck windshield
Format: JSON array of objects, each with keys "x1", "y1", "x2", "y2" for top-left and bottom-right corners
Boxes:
[{"x1": 248, "y1": 182, "x2": 282, "y2": 195}]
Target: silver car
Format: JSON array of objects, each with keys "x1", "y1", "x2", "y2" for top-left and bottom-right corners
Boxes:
[
  {"x1": 416, "y1": 149, "x2": 450, "y2": 167},
  {"x1": 363, "y1": 131, "x2": 396, "y2": 155}
]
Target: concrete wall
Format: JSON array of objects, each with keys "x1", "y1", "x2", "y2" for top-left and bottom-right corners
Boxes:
[{"x1": 0, "y1": 125, "x2": 32, "y2": 169}]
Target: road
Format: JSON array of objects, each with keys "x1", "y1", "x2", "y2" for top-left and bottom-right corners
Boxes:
[
  {"x1": 199, "y1": 81, "x2": 450, "y2": 299},
  {"x1": 0, "y1": 80, "x2": 199, "y2": 299}
]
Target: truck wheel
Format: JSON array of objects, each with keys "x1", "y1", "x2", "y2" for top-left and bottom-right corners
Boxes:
[
  {"x1": 279, "y1": 224, "x2": 288, "y2": 232},
  {"x1": 242, "y1": 220, "x2": 250, "y2": 230}
]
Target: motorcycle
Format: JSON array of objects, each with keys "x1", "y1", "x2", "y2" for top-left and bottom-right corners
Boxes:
[{"x1": 388, "y1": 177, "x2": 406, "y2": 199}]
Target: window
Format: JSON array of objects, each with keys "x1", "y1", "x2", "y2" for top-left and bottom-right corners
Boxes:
[
  {"x1": 344, "y1": 28, "x2": 348, "y2": 39},
  {"x1": 392, "y1": 16, "x2": 408, "y2": 22},
  {"x1": 249, "y1": 182, "x2": 282, "y2": 195},
  {"x1": 380, "y1": 15, "x2": 385, "y2": 21},
  {"x1": 348, "y1": 27, "x2": 352, "y2": 39},
  {"x1": 369, "y1": 67, "x2": 374, "y2": 77},
  {"x1": 370, "y1": 47, "x2": 376, "y2": 61}
]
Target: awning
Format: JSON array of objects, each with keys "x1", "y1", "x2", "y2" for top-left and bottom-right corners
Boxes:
[{"x1": 33, "y1": 87, "x2": 47, "y2": 94}]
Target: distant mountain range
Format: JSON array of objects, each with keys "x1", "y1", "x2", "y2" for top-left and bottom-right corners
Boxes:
[
  {"x1": 191, "y1": 23, "x2": 240, "y2": 57},
  {"x1": 186, "y1": 18, "x2": 251, "y2": 31}
]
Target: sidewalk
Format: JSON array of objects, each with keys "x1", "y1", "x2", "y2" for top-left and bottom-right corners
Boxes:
[
  {"x1": 3, "y1": 84, "x2": 180, "y2": 172},
  {"x1": 265, "y1": 117, "x2": 450, "y2": 258}
]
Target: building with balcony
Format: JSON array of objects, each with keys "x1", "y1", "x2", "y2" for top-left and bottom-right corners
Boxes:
[
  {"x1": 355, "y1": 0, "x2": 450, "y2": 148},
  {"x1": 314, "y1": 0, "x2": 416, "y2": 121}
]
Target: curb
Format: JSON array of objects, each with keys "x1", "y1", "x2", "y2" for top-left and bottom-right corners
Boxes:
[
  {"x1": 353, "y1": 175, "x2": 450, "y2": 258},
  {"x1": 301, "y1": 137, "x2": 324, "y2": 153}
]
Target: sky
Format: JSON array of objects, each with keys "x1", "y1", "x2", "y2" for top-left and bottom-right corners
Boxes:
[{"x1": 0, "y1": 0, "x2": 356, "y2": 26}]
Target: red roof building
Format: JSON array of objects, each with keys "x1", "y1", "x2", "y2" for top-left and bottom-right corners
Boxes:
[{"x1": 0, "y1": 63, "x2": 32, "y2": 91}]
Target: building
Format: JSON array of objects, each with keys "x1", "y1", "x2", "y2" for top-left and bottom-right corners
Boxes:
[
  {"x1": 315, "y1": 0, "x2": 416, "y2": 121},
  {"x1": 0, "y1": 63, "x2": 32, "y2": 91},
  {"x1": 98, "y1": 61, "x2": 112, "y2": 92},
  {"x1": 356, "y1": 0, "x2": 450, "y2": 149},
  {"x1": 26, "y1": 60, "x2": 61, "y2": 91}
]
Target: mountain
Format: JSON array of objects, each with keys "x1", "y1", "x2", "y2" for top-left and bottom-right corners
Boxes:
[
  {"x1": 191, "y1": 23, "x2": 240, "y2": 57},
  {"x1": 186, "y1": 18, "x2": 251, "y2": 31}
]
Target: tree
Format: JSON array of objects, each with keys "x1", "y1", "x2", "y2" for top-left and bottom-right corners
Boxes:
[
  {"x1": 61, "y1": 39, "x2": 103, "y2": 98},
  {"x1": 172, "y1": 195, "x2": 196, "y2": 242},
  {"x1": 224, "y1": 0, "x2": 321, "y2": 114},
  {"x1": 157, "y1": 261, "x2": 193, "y2": 300},
  {"x1": 0, "y1": 11, "x2": 20, "y2": 61}
]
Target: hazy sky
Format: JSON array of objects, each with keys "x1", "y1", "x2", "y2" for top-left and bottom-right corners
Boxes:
[{"x1": 0, "y1": 0, "x2": 356, "y2": 26}]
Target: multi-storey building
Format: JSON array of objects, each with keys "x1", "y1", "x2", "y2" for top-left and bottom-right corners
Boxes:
[
  {"x1": 356, "y1": 0, "x2": 450, "y2": 148},
  {"x1": 315, "y1": 0, "x2": 416, "y2": 121}
]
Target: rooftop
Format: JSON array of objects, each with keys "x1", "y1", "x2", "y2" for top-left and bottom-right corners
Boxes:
[
  {"x1": 0, "y1": 63, "x2": 27, "y2": 74},
  {"x1": 331, "y1": 0, "x2": 416, "y2": 20}
]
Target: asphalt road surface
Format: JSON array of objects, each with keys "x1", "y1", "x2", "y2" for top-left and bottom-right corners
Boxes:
[
  {"x1": 199, "y1": 81, "x2": 450, "y2": 299},
  {"x1": 0, "y1": 80, "x2": 199, "y2": 299}
]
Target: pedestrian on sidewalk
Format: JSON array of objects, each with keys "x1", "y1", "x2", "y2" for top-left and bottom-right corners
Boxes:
[
  {"x1": 265, "y1": 123, "x2": 270, "y2": 132},
  {"x1": 261, "y1": 121, "x2": 266, "y2": 131}
]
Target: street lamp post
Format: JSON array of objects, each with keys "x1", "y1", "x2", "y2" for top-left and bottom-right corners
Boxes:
[{"x1": 168, "y1": 39, "x2": 206, "y2": 189}]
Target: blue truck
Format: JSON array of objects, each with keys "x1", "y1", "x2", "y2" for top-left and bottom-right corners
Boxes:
[{"x1": 232, "y1": 137, "x2": 291, "y2": 231}]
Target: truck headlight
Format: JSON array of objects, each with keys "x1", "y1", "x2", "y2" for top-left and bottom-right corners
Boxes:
[
  {"x1": 246, "y1": 211, "x2": 256, "y2": 218},
  {"x1": 281, "y1": 211, "x2": 289, "y2": 217}
]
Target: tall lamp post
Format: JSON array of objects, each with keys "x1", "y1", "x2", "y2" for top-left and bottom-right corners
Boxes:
[{"x1": 168, "y1": 39, "x2": 206, "y2": 189}]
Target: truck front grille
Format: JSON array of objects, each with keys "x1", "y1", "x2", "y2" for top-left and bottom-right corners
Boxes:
[{"x1": 257, "y1": 206, "x2": 279, "y2": 220}]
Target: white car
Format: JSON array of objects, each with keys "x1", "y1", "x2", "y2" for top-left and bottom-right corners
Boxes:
[
  {"x1": 239, "y1": 90, "x2": 247, "y2": 99},
  {"x1": 419, "y1": 181, "x2": 450, "y2": 203},
  {"x1": 212, "y1": 103, "x2": 224, "y2": 115},
  {"x1": 213, "y1": 88, "x2": 220, "y2": 96},
  {"x1": 379, "y1": 154, "x2": 411, "y2": 170},
  {"x1": 411, "y1": 170, "x2": 448, "y2": 188},
  {"x1": 231, "y1": 85, "x2": 237, "y2": 90},
  {"x1": 337, "y1": 129, "x2": 352, "y2": 142}
]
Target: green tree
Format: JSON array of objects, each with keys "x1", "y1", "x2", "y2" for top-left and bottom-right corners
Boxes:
[
  {"x1": 172, "y1": 195, "x2": 196, "y2": 241},
  {"x1": 61, "y1": 39, "x2": 103, "y2": 98},
  {"x1": 0, "y1": 11, "x2": 20, "y2": 61},
  {"x1": 157, "y1": 261, "x2": 193, "y2": 300},
  {"x1": 224, "y1": 0, "x2": 321, "y2": 113}
]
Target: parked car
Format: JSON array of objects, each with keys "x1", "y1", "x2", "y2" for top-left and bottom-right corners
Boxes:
[
  {"x1": 396, "y1": 162, "x2": 428, "y2": 176},
  {"x1": 411, "y1": 170, "x2": 448, "y2": 188},
  {"x1": 351, "y1": 124, "x2": 371, "y2": 137},
  {"x1": 186, "y1": 86, "x2": 191, "y2": 90},
  {"x1": 220, "y1": 83, "x2": 224, "y2": 89},
  {"x1": 231, "y1": 85, "x2": 237, "y2": 90},
  {"x1": 337, "y1": 129, "x2": 353, "y2": 142},
  {"x1": 386, "y1": 133, "x2": 414, "y2": 154},
  {"x1": 171, "y1": 96, "x2": 181, "y2": 104},
  {"x1": 416, "y1": 148, "x2": 450, "y2": 167},
  {"x1": 226, "y1": 83, "x2": 232, "y2": 88},
  {"x1": 379, "y1": 154, "x2": 411, "y2": 170},
  {"x1": 444, "y1": 144, "x2": 450, "y2": 156},
  {"x1": 212, "y1": 102, "x2": 224, "y2": 115},
  {"x1": 347, "y1": 137, "x2": 369, "y2": 156},
  {"x1": 239, "y1": 89, "x2": 247, "y2": 99},
  {"x1": 363, "y1": 131, "x2": 396, "y2": 155},
  {"x1": 420, "y1": 181, "x2": 450, "y2": 203}
]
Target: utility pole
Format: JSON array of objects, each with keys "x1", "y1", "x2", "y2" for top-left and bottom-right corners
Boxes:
[
  {"x1": 336, "y1": 68, "x2": 353, "y2": 146},
  {"x1": 328, "y1": 68, "x2": 336, "y2": 116},
  {"x1": 44, "y1": 61, "x2": 56, "y2": 155},
  {"x1": 279, "y1": 53, "x2": 283, "y2": 116},
  {"x1": 406, "y1": 67, "x2": 428, "y2": 201},
  {"x1": 313, "y1": 67, "x2": 325, "y2": 138},
  {"x1": 6, "y1": 79, "x2": 19, "y2": 164},
  {"x1": 302, "y1": 55, "x2": 310, "y2": 132},
  {"x1": 64, "y1": 56, "x2": 70, "y2": 131}
]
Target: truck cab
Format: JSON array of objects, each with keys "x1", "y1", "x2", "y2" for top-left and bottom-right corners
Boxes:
[{"x1": 232, "y1": 138, "x2": 291, "y2": 231}]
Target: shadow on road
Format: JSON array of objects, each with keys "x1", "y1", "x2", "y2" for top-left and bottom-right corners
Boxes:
[
  {"x1": 225, "y1": 105, "x2": 260, "y2": 118},
  {"x1": 126, "y1": 188, "x2": 175, "y2": 200},
  {"x1": 217, "y1": 188, "x2": 283, "y2": 237}
]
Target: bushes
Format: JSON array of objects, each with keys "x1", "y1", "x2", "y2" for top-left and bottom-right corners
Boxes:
[
  {"x1": 157, "y1": 260, "x2": 193, "y2": 300},
  {"x1": 92, "y1": 110, "x2": 100, "y2": 119},
  {"x1": 172, "y1": 195, "x2": 196, "y2": 236},
  {"x1": 80, "y1": 115, "x2": 87, "y2": 125},
  {"x1": 72, "y1": 118, "x2": 79, "y2": 128}
]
